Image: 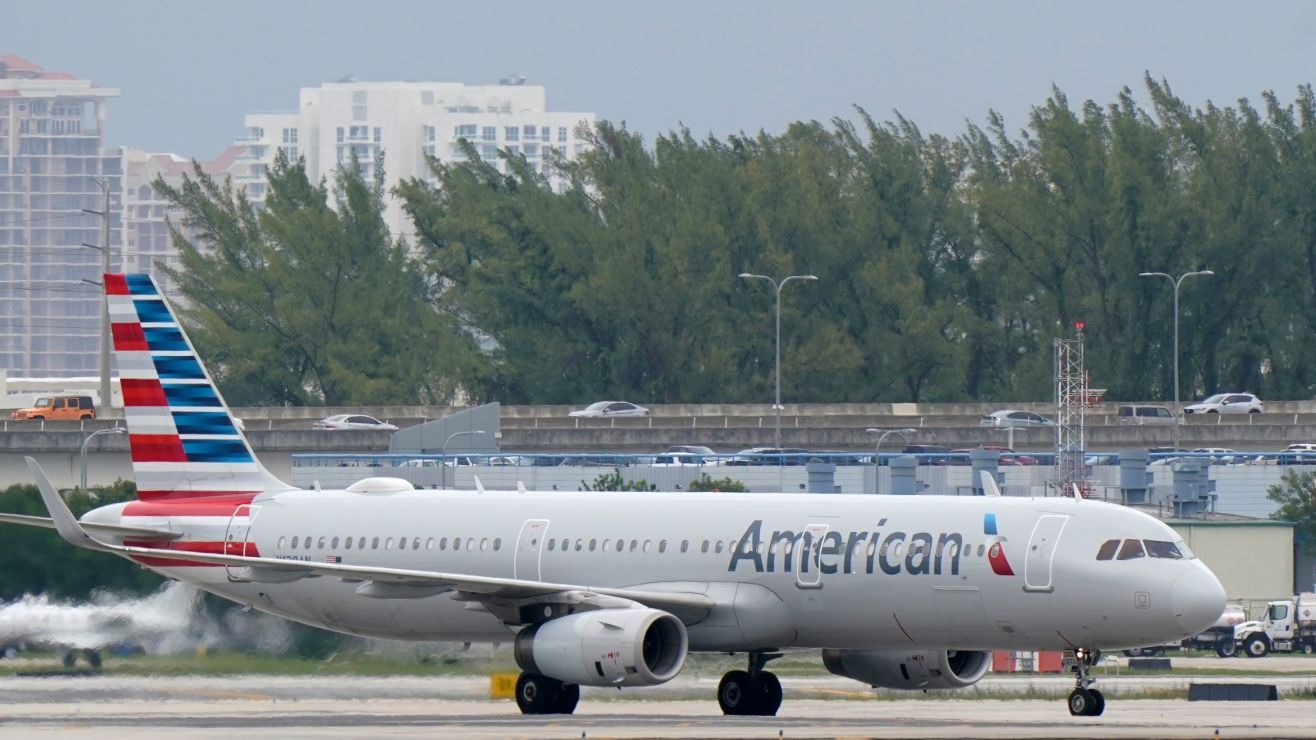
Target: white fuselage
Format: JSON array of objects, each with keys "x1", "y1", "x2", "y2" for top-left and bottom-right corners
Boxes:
[{"x1": 102, "y1": 488, "x2": 1225, "y2": 653}]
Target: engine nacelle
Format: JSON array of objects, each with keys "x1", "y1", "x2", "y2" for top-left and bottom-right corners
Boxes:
[
  {"x1": 514, "y1": 608, "x2": 688, "y2": 688},
  {"x1": 821, "y1": 648, "x2": 991, "y2": 690}
]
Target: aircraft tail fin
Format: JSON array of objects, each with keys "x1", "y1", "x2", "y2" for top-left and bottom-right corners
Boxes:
[{"x1": 105, "y1": 273, "x2": 293, "y2": 501}]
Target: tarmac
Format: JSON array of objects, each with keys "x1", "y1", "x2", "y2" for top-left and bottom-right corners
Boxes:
[{"x1": 2, "y1": 657, "x2": 1315, "y2": 738}]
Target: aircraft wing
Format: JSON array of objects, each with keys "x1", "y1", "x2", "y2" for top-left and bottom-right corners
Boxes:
[
  {"x1": 0, "y1": 511, "x2": 185, "y2": 541},
  {"x1": 23, "y1": 458, "x2": 714, "y2": 624}
]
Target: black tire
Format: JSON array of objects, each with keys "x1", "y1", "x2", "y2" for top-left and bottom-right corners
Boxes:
[
  {"x1": 1089, "y1": 689, "x2": 1105, "y2": 716},
  {"x1": 1067, "y1": 688, "x2": 1095, "y2": 716},
  {"x1": 1244, "y1": 635, "x2": 1270, "y2": 658},
  {"x1": 84, "y1": 649, "x2": 102, "y2": 670},
  {"x1": 1216, "y1": 640, "x2": 1238, "y2": 658},
  {"x1": 61, "y1": 652, "x2": 75, "y2": 668},
  {"x1": 758, "y1": 671, "x2": 783, "y2": 716},
  {"x1": 1303, "y1": 643, "x2": 1314, "y2": 655},
  {"x1": 515, "y1": 672, "x2": 574, "y2": 715},
  {"x1": 718, "y1": 670, "x2": 759, "y2": 716},
  {"x1": 1123, "y1": 648, "x2": 1145, "y2": 657}
]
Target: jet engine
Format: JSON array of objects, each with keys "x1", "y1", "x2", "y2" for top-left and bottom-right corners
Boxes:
[
  {"x1": 821, "y1": 648, "x2": 991, "y2": 690},
  {"x1": 514, "y1": 608, "x2": 688, "y2": 688}
]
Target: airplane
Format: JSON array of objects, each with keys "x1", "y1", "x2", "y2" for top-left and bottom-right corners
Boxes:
[{"x1": 0, "y1": 273, "x2": 1226, "y2": 718}]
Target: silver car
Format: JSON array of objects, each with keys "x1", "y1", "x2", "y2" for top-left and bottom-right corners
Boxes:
[
  {"x1": 568, "y1": 401, "x2": 650, "y2": 418},
  {"x1": 979, "y1": 409, "x2": 1055, "y2": 428},
  {"x1": 1183, "y1": 393, "x2": 1264, "y2": 414}
]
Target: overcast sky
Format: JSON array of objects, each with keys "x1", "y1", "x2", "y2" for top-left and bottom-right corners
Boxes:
[{"x1": 7, "y1": 0, "x2": 1316, "y2": 159}]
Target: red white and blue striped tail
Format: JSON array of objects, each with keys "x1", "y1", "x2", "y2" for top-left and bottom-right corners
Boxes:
[{"x1": 106, "y1": 273, "x2": 293, "y2": 501}]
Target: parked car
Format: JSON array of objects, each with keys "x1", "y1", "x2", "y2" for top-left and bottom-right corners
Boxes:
[
  {"x1": 568, "y1": 401, "x2": 650, "y2": 418},
  {"x1": 1183, "y1": 393, "x2": 1264, "y2": 414},
  {"x1": 979, "y1": 409, "x2": 1054, "y2": 428},
  {"x1": 899, "y1": 444, "x2": 953, "y2": 465},
  {"x1": 725, "y1": 447, "x2": 813, "y2": 466},
  {"x1": 313, "y1": 414, "x2": 399, "y2": 431},
  {"x1": 1117, "y1": 405, "x2": 1177, "y2": 426}
]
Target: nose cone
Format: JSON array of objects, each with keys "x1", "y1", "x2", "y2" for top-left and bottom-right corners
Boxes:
[{"x1": 1171, "y1": 565, "x2": 1227, "y2": 635}]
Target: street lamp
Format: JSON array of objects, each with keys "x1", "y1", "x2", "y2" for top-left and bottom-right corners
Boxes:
[
  {"x1": 80, "y1": 426, "x2": 126, "y2": 490},
  {"x1": 739, "y1": 272, "x2": 819, "y2": 447},
  {"x1": 441, "y1": 430, "x2": 489, "y2": 489},
  {"x1": 1139, "y1": 269, "x2": 1214, "y2": 451},
  {"x1": 865, "y1": 427, "x2": 916, "y2": 495}
]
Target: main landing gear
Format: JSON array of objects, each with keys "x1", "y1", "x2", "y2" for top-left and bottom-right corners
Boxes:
[
  {"x1": 514, "y1": 672, "x2": 580, "y2": 715},
  {"x1": 1066, "y1": 647, "x2": 1105, "y2": 717},
  {"x1": 717, "y1": 650, "x2": 783, "y2": 716}
]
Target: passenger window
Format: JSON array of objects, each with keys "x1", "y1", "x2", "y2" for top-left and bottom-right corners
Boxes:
[
  {"x1": 371, "y1": 537, "x2": 379, "y2": 549},
  {"x1": 289, "y1": 537, "x2": 297, "y2": 550},
  {"x1": 680, "y1": 540, "x2": 689, "y2": 553},
  {"x1": 331, "y1": 537, "x2": 339, "y2": 549},
  {"x1": 547, "y1": 539, "x2": 556, "y2": 551},
  {"x1": 467, "y1": 538, "x2": 475, "y2": 550},
  {"x1": 1144, "y1": 540, "x2": 1182, "y2": 559},
  {"x1": 575, "y1": 539, "x2": 583, "y2": 551},
  {"x1": 866, "y1": 541, "x2": 876, "y2": 557},
  {"x1": 358, "y1": 537, "x2": 366, "y2": 549},
  {"x1": 278, "y1": 536, "x2": 286, "y2": 549},
  {"x1": 1117, "y1": 539, "x2": 1145, "y2": 560},
  {"x1": 439, "y1": 537, "x2": 448, "y2": 550},
  {"x1": 413, "y1": 537, "x2": 421, "y2": 550},
  {"x1": 977, "y1": 544, "x2": 985, "y2": 557},
  {"x1": 399, "y1": 538, "x2": 407, "y2": 551},
  {"x1": 659, "y1": 539, "x2": 667, "y2": 553},
  {"x1": 616, "y1": 539, "x2": 624, "y2": 552},
  {"x1": 603, "y1": 539, "x2": 612, "y2": 552},
  {"x1": 385, "y1": 537, "x2": 394, "y2": 549},
  {"x1": 493, "y1": 538, "x2": 501, "y2": 551},
  {"x1": 304, "y1": 536, "x2": 312, "y2": 549},
  {"x1": 701, "y1": 540, "x2": 710, "y2": 553},
  {"x1": 318, "y1": 537, "x2": 327, "y2": 549},
  {"x1": 1096, "y1": 539, "x2": 1120, "y2": 560},
  {"x1": 643, "y1": 540, "x2": 651, "y2": 553},
  {"x1": 629, "y1": 539, "x2": 638, "y2": 552},
  {"x1": 480, "y1": 538, "x2": 489, "y2": 551},
  {"x1": 426, "y1": 538, "x2": 435, "y2": 550},
  {"x1": 589, "y1": 538, "x2": 597, "y2": 551},
  {"x1": 715, "y1": 541, "x2": 723, "y2": 554},
  {"x1": 344, "y1": 537, "x2": 353, "y2": 550}
]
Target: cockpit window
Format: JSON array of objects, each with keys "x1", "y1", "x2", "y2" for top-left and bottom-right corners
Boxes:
[
  {"x1": 1096, "y1": 539, "x2": 1120, "y2": 560},
  {"x1": 1116, "y1": 539, "x2": 1146, "y2": 560},
  {"x1": 1174, "y1": 539, "x2": 1195, "y2": 559},
  {"x1": 1144, "y1": 540, "x2": 1183, "y2": 559}
]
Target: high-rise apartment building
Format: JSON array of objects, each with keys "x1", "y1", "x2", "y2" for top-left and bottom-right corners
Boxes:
[
  {"x1": 0, "y1": 54, "x2": 121, "y2": 379},
  {"x1": 234, "y1": 77, "x2": 595, "y2": 239}
]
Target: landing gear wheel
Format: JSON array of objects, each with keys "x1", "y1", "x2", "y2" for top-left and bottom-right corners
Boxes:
[
  {"x1": 718, "y1": 670, "x2": 759, "y2": 716},
  {"x1": 1216, "y1": 640, "x2": 1238, "y2": 658},
  {"x1": 757, "y1": 671, "x2": 783, "y2": 716},
  {"x1": 514, "y1": 672, "x2": 578, "y2": 715},
  {"x1": 1244, "y1": 635, "x2": 1269, "y2": 658},
  {"x1": 1089, "y1": 688, "x2": 1105, "y2": 716},
  {"x1": 1068, "y1": 688, "x2": 1096, "y2": 716}
]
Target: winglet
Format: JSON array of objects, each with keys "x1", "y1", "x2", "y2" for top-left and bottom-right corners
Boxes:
[
  {"x1": 980, "y1": 470, "x2": 1002, "y2": 497},
  {"x1": 1071, "y1": 482, "x2": 1084, "y2": 501},
  {"x1": 25, "y1": 457, "x2": 110, "y2": 552}
]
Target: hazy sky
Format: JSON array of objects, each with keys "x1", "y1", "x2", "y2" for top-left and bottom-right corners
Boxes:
[{"x1": 7, "y1": 0, "x2": 1316, "y2": 159}]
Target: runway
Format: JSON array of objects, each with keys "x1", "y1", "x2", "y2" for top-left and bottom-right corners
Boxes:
[{"x1": 3, "y1": 664, "x2": 1316, "y2": 739}]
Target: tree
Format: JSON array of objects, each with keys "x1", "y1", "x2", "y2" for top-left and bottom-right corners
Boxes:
[
  {"x1": 686, "y1": 474, "x2": 748, "y2": 492},
  {"x1": 579, "y1": 469, "x2": 657, "y2": 492},
  {"x1": 1268, "y1": 470, "x2": 1316, "y2": 556},
  {"x1": 155, "y1": 151, "x2": 478, "y2": 406}
]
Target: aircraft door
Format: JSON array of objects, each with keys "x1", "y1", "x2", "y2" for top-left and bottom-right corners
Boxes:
[
  {"x1": 795, "y1": 524, "x2": 829, "y2": 590},
  {"x1": 223, "y1": 504, "x2": 257, "y2": 581},
  {"x1": 514, "y1": 519, "x2": 549, "y2": 581},
  {"x1": 1023, "y1": 514, "x2": 1068, "y2": 593}
]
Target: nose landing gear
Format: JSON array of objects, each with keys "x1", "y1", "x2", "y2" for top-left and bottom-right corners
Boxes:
[{"x1": 1066, "y1": 647, "x2": 1105, "y2": 717}]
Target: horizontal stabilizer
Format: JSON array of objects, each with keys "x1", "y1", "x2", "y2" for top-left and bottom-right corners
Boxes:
[{"x1": 0, "y1": 511, "x2": 183, "y2": 541}]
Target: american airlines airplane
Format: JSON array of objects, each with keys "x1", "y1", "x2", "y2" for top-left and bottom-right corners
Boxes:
[{"x1": 2, "y1": 274, "x2": 1226, "y2": 718}]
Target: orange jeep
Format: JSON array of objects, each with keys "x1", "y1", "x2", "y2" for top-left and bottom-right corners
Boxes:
[{"x1": 10, "y1": 395, "x2": 96, "y2": 420}]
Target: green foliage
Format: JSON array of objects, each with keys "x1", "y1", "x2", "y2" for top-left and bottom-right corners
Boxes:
[
  {"x1": 1268, "y1": 470, "x2": 1316, "y2": 556},
  {"x1": 0, "y1": 482, "x2": 163, "y2": 601},
  {"x1": 686, "y1": 474, "x2": 748, "y2": 492},
  {"x1": 154, "y1": 151, "x2": 480, "y2": 406},
  {"x1": 156, "y1": 79, "x2": 1316, "y2": 405},
  {"x1": 579, "y1": 469, "x2": 657, "y2": 491}
]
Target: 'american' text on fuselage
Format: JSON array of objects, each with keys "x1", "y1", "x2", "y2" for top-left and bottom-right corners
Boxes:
[{"x1": 728, "y1": 519, "x2": 966, "y2": 577}]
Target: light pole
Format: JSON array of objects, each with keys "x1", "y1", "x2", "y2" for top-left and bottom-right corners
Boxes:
[
  {"x1": 739, "y1": 272, "x2": 818, "y2": 448},
  {"x1": 80, "y1": 427, "x2": 126, "y2": 490},
  {"x1": 441, "y1": 430, "x2": 488, "y2": 489},
  {"x1": 1140, "y1": 269, "x2": 1214, "y2": 451},
  {"x1": 865, "y1": 427, "x2": 916, "y2": 495},
  {"x1": 81, "y1": 177, "x2": 112, "y2": 419}
]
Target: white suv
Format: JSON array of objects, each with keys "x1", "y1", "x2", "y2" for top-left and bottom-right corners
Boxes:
[{"x1": 1183, "y1": 393, "x2": 1264, "y2": 414}]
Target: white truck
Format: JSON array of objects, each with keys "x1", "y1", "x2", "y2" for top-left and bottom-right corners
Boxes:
[
  {"x1": 1231, "y1": 593, "x2": 1316, "y2": 658},
  {"x1": 1122, "y1": 603, "x2": 1247, "y2": 657}
]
